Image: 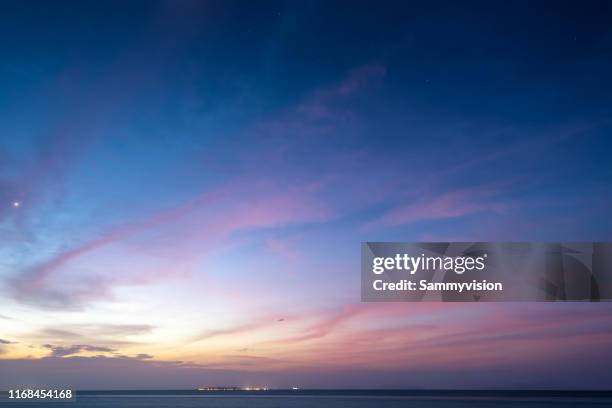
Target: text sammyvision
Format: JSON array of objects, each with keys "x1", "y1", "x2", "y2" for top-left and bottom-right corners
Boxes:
[
  {"x1": 362, "y1": 242, "x2": 612, "y2": 302},
  {"x1": 371, "y1": 253, "x2": 502, "y2": 292}
]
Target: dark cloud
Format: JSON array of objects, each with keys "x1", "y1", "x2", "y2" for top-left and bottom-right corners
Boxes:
[
  {"x1": 43, "y1": 344, "x2": 116, "y2": 357},
  {"x1": 0, "y1": 339, "x2": 16, "y2": 354},
  {"x1": 41, "y1": 343, "x2": 158, "y2": 361}
]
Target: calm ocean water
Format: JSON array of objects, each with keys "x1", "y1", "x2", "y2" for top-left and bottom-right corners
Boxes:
[{"x1": 3, "y1": 390, "x2": 612, "y2": 407}]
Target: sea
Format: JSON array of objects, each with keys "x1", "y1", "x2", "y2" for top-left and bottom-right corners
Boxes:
[{"x1": 2, "y1": 390, "x2": 611, "y2": 407}]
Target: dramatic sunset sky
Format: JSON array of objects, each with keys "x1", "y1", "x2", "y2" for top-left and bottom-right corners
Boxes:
[{"x1": 1, "y1": 1, "x2": 612, "y2": 389}]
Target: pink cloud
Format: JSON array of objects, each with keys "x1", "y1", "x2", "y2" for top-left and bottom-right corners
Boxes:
[
  {"x1": 296, "y1": 63, "x2": 386, "y2": 119},
  {"x1": 11, "y1": 180, "x2": 331, "y2": 308},
  {"x1": 239, "y1": 304, "x2": 612, "y2": 373},
  {"x1": 373, "y1": 187, "x2": 512, "y2": 226},
  {"x1": 9, "y1": 60, "x2": 388, "y2": 308}
]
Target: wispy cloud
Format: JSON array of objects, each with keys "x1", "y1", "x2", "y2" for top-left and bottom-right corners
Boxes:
[
  {"x1": 8, "y1": 62, "x2": 389, "y2": 311},
  {"x1": 25, "y1": 324, "x2": 155, "y2": 351},
  {"x1": 372, "y1": 186, "x2": 512, "y2": 227}
]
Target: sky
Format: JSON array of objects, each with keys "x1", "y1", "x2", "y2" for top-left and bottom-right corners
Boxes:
[{"x1": 1, "y1": 0, "x2": 612, "y2": 389}]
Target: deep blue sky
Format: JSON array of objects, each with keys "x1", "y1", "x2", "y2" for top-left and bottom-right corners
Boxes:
[{"x1": 1, "y1": 0, "x2": 612, "y2": 389}]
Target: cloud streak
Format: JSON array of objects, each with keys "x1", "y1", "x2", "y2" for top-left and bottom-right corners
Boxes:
[
  {"x1": 373, "y1": 187, "x2": 512, "y2": 226},
  {"x1": 43, "y1": 344, "x2": 116, "y2": 358},
  {"x1": 8, "y1": 62, "x2": 388, "y2": 310}
]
